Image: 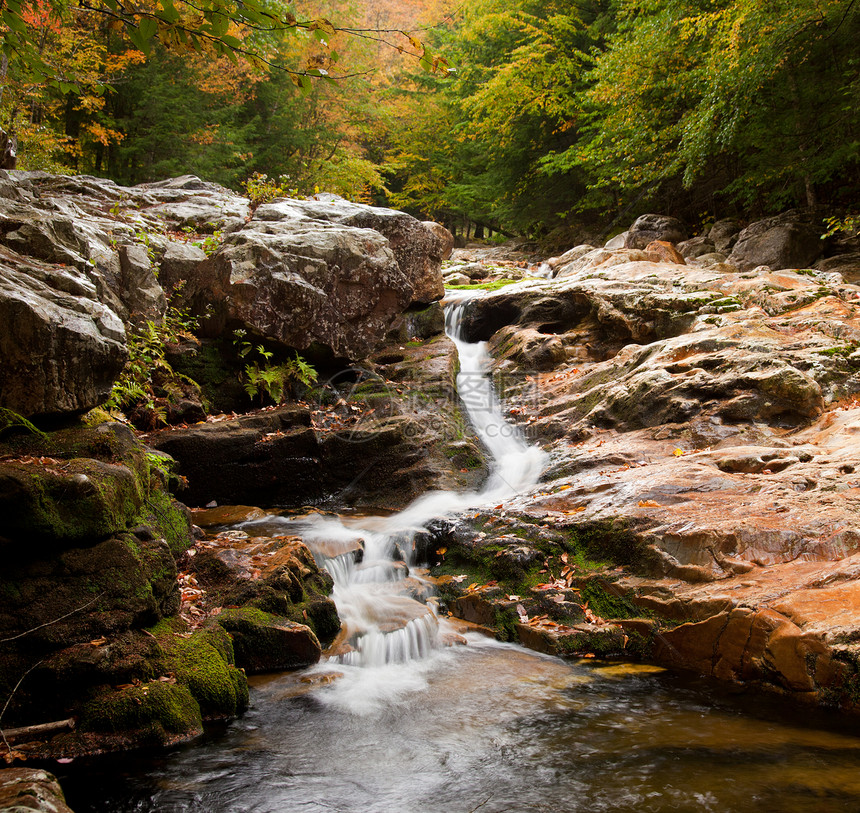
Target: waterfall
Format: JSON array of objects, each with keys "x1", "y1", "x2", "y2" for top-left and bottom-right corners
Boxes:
[{"x1": 245, "y1": 292, "x2": 547, "y2": 675}]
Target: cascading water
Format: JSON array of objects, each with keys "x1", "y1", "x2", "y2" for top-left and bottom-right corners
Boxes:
[
  {"x1": 65, "y1": 292, "x2": 860, "y2": 813},
  {"x1": 246, "y1": 291, "x2": 546, "y2": 676}
]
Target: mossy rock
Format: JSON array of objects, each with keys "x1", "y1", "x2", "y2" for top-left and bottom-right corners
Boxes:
[
  {"x1": 216, "y1": 607, "x2": 322, "y2": 673},
  {"x1": 0, "y1": 422, "x2": 158, "y2": 548},
  {"x1": 295, "y1": 596, "x2": 341, "y2": 646},
  {"x1": 141, "y1": 488, "x2": 194, "y2": 557},
  {"x1": 78, "y1": 681, "x2": 203, "y2": 744},
  {"x1": 164, "y1": 338, "x2": 250, "y2": 415},
  {"x1": 0, "y1": 458, "x2": 146, "y2": 547},
  {"x1": 0, "y1": 531, "x2": 179, "y2": 650},
  {"x1": 154, "y1": 624, "x2": 249, "y2": 719}
]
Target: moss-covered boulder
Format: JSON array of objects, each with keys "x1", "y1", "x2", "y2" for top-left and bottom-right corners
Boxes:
[
  {"x1": 0, "y1": 419, "x2": 198, "y2": 744},
  {"x1": 0, "y1": 422, "x2": 149, "y2": 548},
  {"x1": 216, "y1": 607, "x2": 322, "y2": 673},
  {"x1": 0, "y1": 531, "x2": 178, "y2": 650},
  {"x1": 77, "y1": 681, "x2": 203, "y2": 746},
  {"x1": 152, "y1": 622, "x2": 248, "y2": 719}
]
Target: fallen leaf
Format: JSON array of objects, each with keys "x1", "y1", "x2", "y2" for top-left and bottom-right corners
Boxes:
[
  {"x1": 672, "y1": 448, "x2": 686, "y2": 457},
  {"x1": 90, "y1": 637, "x2": 107, "y2": 647},
  {"x1": 638, "y1": 499, "x2": 662, "y2": 507}
]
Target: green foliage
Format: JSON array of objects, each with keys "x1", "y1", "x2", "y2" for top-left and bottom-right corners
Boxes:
[
  {"x1": 823, "y1": 214, "x2": 860, "y2": 240},
  {"x1": 191, "y1": 228, "x2": 223, "y2": 256},
  {"x1": 242, "y1": 172, "x2": 299, "y2": 206},
  {"x1": 232, "y1": 329, "x2": 318, "y2": 404},
  {"x1": 447, "y1": 278, "x2": 520, "y2": 291},
  {"x1": 390, "y1": 0, "x2": 860, "y2": 237},
  {"x1": 105, "y1": 291, "x2": 200, "y2": 424}
]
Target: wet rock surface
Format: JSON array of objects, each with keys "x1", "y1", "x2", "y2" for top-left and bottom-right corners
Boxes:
[
  {"x1": 431, "y1": 235, "x2": 860, "y2": 709},
  {"x1": 0, "y1": 768, "x2": 73, "y2": 813}
]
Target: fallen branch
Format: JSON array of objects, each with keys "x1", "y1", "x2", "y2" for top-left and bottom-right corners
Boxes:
[
  {"x1": 0, "y1": 660, "x2": 44, "y2": 755},
  {"x1": 1, "y1": 718, "x2": 75, "y2": 741}
]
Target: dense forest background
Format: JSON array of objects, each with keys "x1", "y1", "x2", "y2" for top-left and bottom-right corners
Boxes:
[{"x1": 4, "y1": 0, "x2": 859, "y2": 244}]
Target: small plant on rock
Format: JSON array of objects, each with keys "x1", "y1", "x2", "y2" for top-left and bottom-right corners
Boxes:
[
  {"x1": 242, "y1": 172, "x2": 298, "y2": 208},
  {"x1": 233, "y1": 329, "x2": 318, "y2": 404},
  {"x1": 105, "y1": 287, "x2": 201, "y2": 427},
  {"x1": 823, "y1": 214, "x2": 860, "y2": 240}
]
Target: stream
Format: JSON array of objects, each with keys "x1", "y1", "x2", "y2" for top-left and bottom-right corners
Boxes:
[{"x1": 62, "y1": 293, "x2": 860, "y2": 812}]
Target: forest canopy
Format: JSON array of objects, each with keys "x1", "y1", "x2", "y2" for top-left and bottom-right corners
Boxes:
[{"x1": 3, "y1": 0, "x2": 859, "y2": 240}]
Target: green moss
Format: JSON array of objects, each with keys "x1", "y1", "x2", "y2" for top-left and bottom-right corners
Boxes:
[
  {"x1": 143, "y1": 488, "x2": 193, "y2": 556},
  {"x1": 82, "y1": 408, "x2": 113, "y2": 427},
  {"x1": 155, "y1": 625, "x2": 248, "y2": 718},
  {"x1": 577, "y1": 578, "x2": 641, "y2": 620},
  {"x1": 79, "y1": 681, "x2": 202, "y2": 739},
  {"x1": 447, "y1": 278, "x2": 519, "y2": 291},
  {"x1": 289, "y1": 597, "x2": 340, "y2": 645},
  {"x1": 215, "y1": 607, "x2": 322, "y2": 672},
  {"x1": 555, "y1": 627, "x2": 629, "y2": 657},
  {"x1": 562, "y1": 520, "x2": 644, "y2": 570},
  {"x1": 816, "y1": 345, "x2": 856, "y2": 358},
  {"x1": 166, "y1": 338, "x2": 245, "y2": 414},
  {"x1": 0, "y1": 408, "x2": 48, "y2": 440}
]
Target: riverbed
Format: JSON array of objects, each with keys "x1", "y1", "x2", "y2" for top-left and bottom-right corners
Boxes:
[{"x1": 61, "y1": 633, "x2": 860, "y2": 812}]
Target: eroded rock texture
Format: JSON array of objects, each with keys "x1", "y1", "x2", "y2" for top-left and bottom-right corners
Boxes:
[{"x1": 434, "y1": 238, "x2": 860, "y2": 709}]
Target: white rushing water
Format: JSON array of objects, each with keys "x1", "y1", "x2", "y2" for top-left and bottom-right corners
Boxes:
[{"x1": 244, "y1": 291, "x2": 547, "y2": 699}]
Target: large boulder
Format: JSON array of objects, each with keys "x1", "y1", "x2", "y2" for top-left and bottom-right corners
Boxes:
[
  {"x1": 728, "y1": 211, "x2": 823, "y2": 271},
  {"x1": 254, "y1": 194, "x2": 449, "y2": 305},
  {"x1": 0, "y1": 173, "x2": 445, "y2": 368},
  {"x1": 149, "y1": 406, "x2": 322, "y2": 507},
  {"x1": 624, "y1": 214, "x2": 687, "y2": 249},
  {"x1": 216, "y1": 218, "x2": 412, "y2": 358},
  {"x1": 708, "y1": 218, "x2": 742, "y2": 253},
  {"x1": 0, "y1": 248, "x2": 127, "y2": 417}
]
